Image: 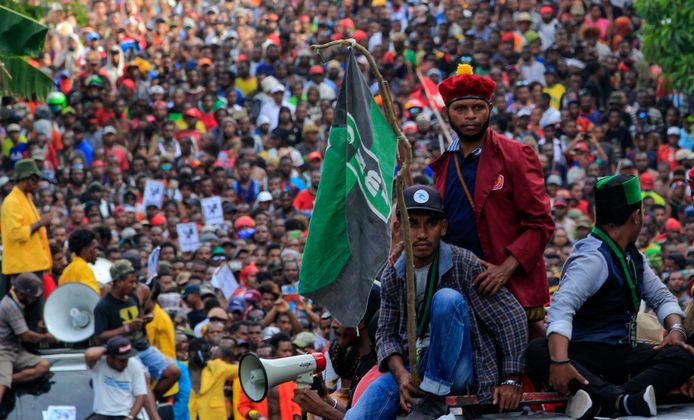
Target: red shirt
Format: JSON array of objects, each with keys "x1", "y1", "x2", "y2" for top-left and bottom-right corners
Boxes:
[
  {"x1": 42, "y1": 273, "x2": 57, "y2": 302},
  {"x1": 105, "y1": 146, "x2": 129, "y2": 172},
  {"x1": 199, "y1": 112, "x2": 218, "y2": 131},
  {"x1": 293, "y1": 189, "x2": 316, "y2": 211},
  {"x1": 96, "y1": 108, "x2": 115, "y2": 126},
  {"x1": 572, "y1": 199, "x2": 591, "y2": 218},
  {"x1": 175, "y1": 128, "x2": 203, "y2": 145},
  {"x1": 657, "y1": 144, "x2": 679, "y2": 170}
]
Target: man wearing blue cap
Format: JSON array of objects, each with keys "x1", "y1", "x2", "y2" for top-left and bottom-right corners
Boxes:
[
  {"x1": 346, "y1": 185, "x2": 527, "y2": 419},
  {"x1": 181, "y1": 284, "x2": 206, "y2": 329}
]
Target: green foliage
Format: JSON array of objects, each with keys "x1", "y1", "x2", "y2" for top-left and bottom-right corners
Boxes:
[
  {"x1": 0, "y1": 0, "x2": 87, "y2": 27},
  {"x1": 0, "y1": 4, "x2": 53, "y2": 100},
  {"x1": 0, "y1": 0, "x2": 46, "y2": 21},
  {"x1": 635, "y1": 0, "x2": 694, "y2": 93},
  {"x1": 0, "y1": 57, "x2": 53, "y2": 99},
  {"x1": 0, "y1": 5, "x2": 48, "y2": 57}
]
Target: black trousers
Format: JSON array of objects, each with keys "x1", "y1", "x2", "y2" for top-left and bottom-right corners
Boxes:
[{"x1": 526, "y1": 338, "x2": 694, "y2": 411}]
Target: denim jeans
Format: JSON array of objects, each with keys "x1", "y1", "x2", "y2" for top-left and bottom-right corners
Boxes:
[
  {"x1": 136, "y1": 345, "x2": 174, "y2": 381},
  {"x1": 345, "y1": 288, "x2": 474, "y2": 420}
]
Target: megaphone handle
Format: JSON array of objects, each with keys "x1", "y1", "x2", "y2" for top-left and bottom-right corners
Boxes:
[
  {"x1": 295, "y1": 373, "x2": 314, "y2": 388},
  {"x1": 296, "y1": 373, "x2": 316, "y2": 420}
]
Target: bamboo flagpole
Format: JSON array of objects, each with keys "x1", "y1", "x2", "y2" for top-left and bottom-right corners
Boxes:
[
  {"x1": 415, "y1": 69, "x2": 455, "y2": 149},
  {"x1": 310, "y1": 39, "x2": 421, "y2": 385}
]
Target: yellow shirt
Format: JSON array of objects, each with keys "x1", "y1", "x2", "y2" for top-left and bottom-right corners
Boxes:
[
  {"x1": 146, "y1": 304, "x2": 178, "y2": 396},
  {"x1": 1, "y1": 186, "x2": 51, "y2": 274},
  {"x1": 2, "y1": 135, "x2": 27, "y2": 157},
  {"x1": 174, "y1": 119, "x2": 207, "y2": 133},
  {"x1": 189, "y1": 359, "x2": 238, "y2": 420},
  {"x1": 235, "y1": 77, "x2": 258, "y2": 97},
  {"x1": 543, "y1": 83, "x2": 566, "y2": 110},
  {"x1": 232, "y1": 377, "x2": 243, "y2": 420},
  {"x1": 58, "y1": 256, "x2": 100, "y2": 294}
]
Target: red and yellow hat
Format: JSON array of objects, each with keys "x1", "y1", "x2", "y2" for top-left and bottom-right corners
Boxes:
[{"x1": 438, "y1": 64, "x2": 497, "y2": 106}]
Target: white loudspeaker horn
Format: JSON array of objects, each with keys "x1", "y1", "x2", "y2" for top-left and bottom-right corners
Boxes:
[
  {"x1": 240, "y1": 352, "x2": 326, "y2": 402},
  {"x1": 43, "y1": 283, "x2": 100, "y2": 343}
]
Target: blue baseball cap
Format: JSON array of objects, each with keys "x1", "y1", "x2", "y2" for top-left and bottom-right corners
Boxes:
[
  {"x1": 181, "y1": 284, "x2": 200, "y2": 298},
  {"x1": 228, "y1": 296, "x2": 246, "y2": 313}
]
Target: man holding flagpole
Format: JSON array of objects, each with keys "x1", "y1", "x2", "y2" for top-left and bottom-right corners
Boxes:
[
  {"x1": 430, "y1": 64, "x2": 554, "y2": 337},
  {"x1": 345, "y1": 185, "x2": 527, "y2": 419}
]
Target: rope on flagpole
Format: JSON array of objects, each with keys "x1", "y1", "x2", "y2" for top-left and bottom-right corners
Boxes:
[{"x1": 311, "y1": 39, "x2": 420, "y2": 385}]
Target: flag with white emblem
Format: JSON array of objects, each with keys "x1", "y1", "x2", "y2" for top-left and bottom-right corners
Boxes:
[{"x1": 299, "y1": 50, "x2": 398, "y2": 327}]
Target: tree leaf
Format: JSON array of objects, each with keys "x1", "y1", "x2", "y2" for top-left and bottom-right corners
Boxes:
[
  {"x1": 637, "y1": 1, "x2": 694, "y2": 93},
  {"x1": 0, "y1": 57, "x2": 54, "y2": 100},
  {"x1": 0, "y1": 5, "x2": 47, "y2": 57}
]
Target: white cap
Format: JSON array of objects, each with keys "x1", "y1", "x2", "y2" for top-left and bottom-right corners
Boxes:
[
  {"x1": 257, "y1": 191, "x2": 273, "y2": 202},
  {"x1": 260, "y1": 76, "x2": 279, "y2": 93},
  {"x1": 676, "y1": 149, "x2": 691, "y2": 162},
  {"x1": 566, "y1": 58, "x2": 585, "y2": 69},
  {"x1": 261, "y1": 326, "x2": 280, "y2": 341},
  {"x1": 150, "y1": 85, "x2": 165, "y2": 95},
  {"x1": 319, "y1": 84, "x2": 336, "y2": 101},
  {"x1": 541, "y1": 113, "x2": 561, "y2": 128},
  {"x1": 256, "y1": 115, "x2": 270, "y2": 126},
  {"x1": 103, "y1": 126, "x2": 117, "y2": 135},
  {"x1": 270, "y1": 84, "x2": 285, "y2": 94},
  {"x1": 667, "y1": 126, "x2": 681, "y2": 136},
  {"x1": 516, "y1": 108, "x2": 532, "y2": 118},
  {"x1": 121, "y1": 227, "x2": 136, "y2": 240}
]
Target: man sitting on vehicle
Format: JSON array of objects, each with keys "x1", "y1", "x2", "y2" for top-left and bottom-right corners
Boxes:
[
  {"x1": 346, "y1": 185, "x2": 528, "y2": 419},
  {"x1": 0, "y1": 273, "x2": 54, "y2": 411},
  {"x1": 85, "y1": 336, "x2": 147, "y2": 420},
  {"x1": 526, "y1": 175, "x2": 694, "y2": 418},
  {"x1": 93, "y1": 260, "x2": 181, "y2": 399}
]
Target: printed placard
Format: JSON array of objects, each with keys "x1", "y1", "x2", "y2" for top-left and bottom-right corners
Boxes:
[
  {"x1": 143, "y1": 179, "x2": 165, "y2": 209},
  {"x1": 176, "y1": 223, "x2": 200, "y2": 252},
  {"x1": 201, "y1": 196, "x2": 224, "y2": 226}
]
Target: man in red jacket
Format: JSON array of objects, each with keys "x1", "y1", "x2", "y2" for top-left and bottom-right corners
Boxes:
[{"x1": 430, "y1": 64, "x2": 554, "y2": 337}]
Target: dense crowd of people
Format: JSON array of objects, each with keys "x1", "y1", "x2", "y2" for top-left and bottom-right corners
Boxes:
[{"x1": 0, "y1": 0, "x2": 693, "y2": 418}]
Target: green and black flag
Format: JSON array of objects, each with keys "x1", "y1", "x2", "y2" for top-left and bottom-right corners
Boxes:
[{"x1": 299, "y1": 50, "x2": 398, "y2": 327}]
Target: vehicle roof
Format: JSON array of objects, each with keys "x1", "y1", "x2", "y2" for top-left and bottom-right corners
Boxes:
[{"x1": 40, "y1": 349, "x2": 87, "y2": 372}]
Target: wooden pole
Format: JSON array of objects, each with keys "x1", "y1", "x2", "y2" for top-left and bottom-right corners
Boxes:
[
  {"x1": 414, "y1": 69, "x2": 455, "y2": 149},
  {"x1": 310, "y1": 39, "x2": 420, "y2": 385}
]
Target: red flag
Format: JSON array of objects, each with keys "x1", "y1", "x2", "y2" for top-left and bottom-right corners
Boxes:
[{"x1": 419, "y1": 75, "x2": 444, "y2": 110}]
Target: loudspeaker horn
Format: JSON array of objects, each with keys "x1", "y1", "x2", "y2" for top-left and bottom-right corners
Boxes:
[
  {"x1": 239, "y1": 352, "x2": 326, "y2": 402},
  {"x1": 43, "y1": 283, "x2": 100, "y2": 343}
]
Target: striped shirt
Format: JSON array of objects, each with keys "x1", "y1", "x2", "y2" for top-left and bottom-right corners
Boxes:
[{"x1": 0, "y1": 294, "x2": 28, "y2": 351}]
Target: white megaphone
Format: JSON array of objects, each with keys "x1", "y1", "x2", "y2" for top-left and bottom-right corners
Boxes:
[
  {"x1": 43, "y1": 283, "x2": 100, "y2": 343},
  {"x1": 239, "y1": 352, "x2": 327, "y2": 402}
]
